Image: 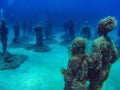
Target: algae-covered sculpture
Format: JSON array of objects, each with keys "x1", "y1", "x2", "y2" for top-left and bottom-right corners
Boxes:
[
  {"x1": 26, "y1": 23, "x2": 51, "y2": 52},
  {"x1": 97, "y1": 16, "x2": 117, "y2": 35},
  {"x1": 88, "y1": 16, "x2": 119, "y2": 90},
  {"x1": 62, "y1": 37, "x2": 88, "y2": 90}
]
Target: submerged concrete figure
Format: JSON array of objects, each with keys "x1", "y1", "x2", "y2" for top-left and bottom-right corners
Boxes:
[
  {"x1": 28, "y1": 22, "x2": 33, "y2": 35},
  {"x1": 64, "y1": 21, "x2": 69, "y2": 37},
  {"x1": 0, "y1": 19, "x2": 8, "y2": 55},
  {"x1": 20, "y1": 21, "x2": 34, "y2": 45},
  {"x1": 80, "y1": 21, "x2": 91, "y2": 39},
  {"x1": 62, "y1": 37, "x2": 88, "y2": 90},
  {"x1": 68, "y1": 20, "x2": 75, "y2": 40},
  {"x1": 22, "y1": 20, "x2": 27, "y2": 37},
  {"x1": 13, "y1": 19, "x2": 20, "y2": 42},
  {"x1": 44, "y1": 21, "x2": 52, "y2": 39},
  {"x1": 88, "y1": 16, "x2": 119, "y2": 90},
  {"x1": 0, "y1": 19, "x2": 28, "y2": 70},
  {"x1": 34, "y1": 23, "x2": 43, "y2": 46},
  {"x1": 60, "y1": 21, "x2": 69, "y2": 39},
  {"x1": 9, "y1": 19, "x2": 31, "y2": 48},
  {"x1": 26, "y1": 23, "x2": 51, "y2": 52},
  {"x1": 60, "y1": 20, "x2": 75, "y2": 46},
  {"x1": 44, "y1": 21, "x2": 57, "y2": 44}
]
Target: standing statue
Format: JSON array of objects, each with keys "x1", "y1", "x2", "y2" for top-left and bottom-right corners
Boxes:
[
  {"x1": 62, "y1": 37, "x2": 89, "y2": 90},
  {"x1": 34, "y1": 23, "x2": 43, "y2": 46},
  {"x1": 80, "y1": 21, "x2": 91, "y2": 39},
  {"x1": 22, "y1": 20, "x2": 27, "y2": 37},
  {"x1": 13, "y1": 19, "x2": 20, "y2": 42},
  {"x1": 88, "y1": 16, "x2": 119, "y2": 90},
  {"x1": 44, "y1": 21, "x2": 52, "y2": 39},
  {"x1": 68, "y1": 20, "x2": 75, "y2": 40},
  {"x1": 0, "y1": 18, "x2": 8, "y2": 55}
]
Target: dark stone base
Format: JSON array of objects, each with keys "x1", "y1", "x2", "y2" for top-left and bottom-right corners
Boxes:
[
  {"x1": 0, "y1": 52, "x2": 28, "y2": 70},
  {"x1": 43, "y1": 38, "x2": 57, "y2": 44},
  {"x1": 26, "y1": 44, "x2": 51, "y2": 52}
]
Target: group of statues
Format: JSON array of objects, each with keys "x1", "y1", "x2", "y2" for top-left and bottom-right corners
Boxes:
[
  {"x1": 0, "y1": 19, "x2": 28, "y2": 56},
  {"x1": 0, "y1": 16, "x2": 119, "y2": 89},
  {"x1": 62, "y1": 16, "x2": 119, "y2": 90},
  {"x1": 0, "y1": 19, "x2": 28, "y2": 70},
  {"x1": 0, "y1": 17, "x2": 93, "y2": 55},
  {"x1": 0, "y1": 18, "x2": 54, "y2": 69},
  {"x1": 0, "y1": 18, "x2": 55, "y2": 56},
  {"x1": 61, "y1": 19, "x2": 92, "y2": 46}
]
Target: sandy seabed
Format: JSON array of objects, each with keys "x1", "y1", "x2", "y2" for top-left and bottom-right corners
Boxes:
[{"x1": 0, "y1": 34, "x2": 120, "y2": 90}]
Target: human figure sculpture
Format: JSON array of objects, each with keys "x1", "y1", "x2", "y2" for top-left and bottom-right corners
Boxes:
[
  {"x1": 62, "y1": 37, "x2": 89, "y2": 90},
  {"x1": 0, "y1": 18, "x2": 8, "y2": 55},
  {"x1": 88, "y1": 16, "x2": 119, "y2": 90},
  {"x1": 80, "y1": 21, "x2": 91, "y2": 39}
]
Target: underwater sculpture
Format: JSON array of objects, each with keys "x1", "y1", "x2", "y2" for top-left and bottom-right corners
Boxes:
[
  {"x1": 43, "y1": 21, "x2": 57, "y2": 44},
  {"x1": 62, "y1": 37, "x2": 88, "y2": 90},
  {"x1": 80, "y1": 21, "x2": 91, "y2": 39},
  {"x1": 26, "y1": 23, "x2": 51, "y2": 52},
  {"x1": 9, "y1": 19, "x2": 33, "y2": 48},
  {"x1": 68, "y1": 20, "x2": 75, "y2": 40},
  {"x1": 0, "y1": 18, "x2": 8, "y2": 55},
  {"x1": 27, "y1": 22, "x2": 34, "y2": 35},
  {"x1": 0, "y1": 19, "x2": 28, "y2": 70},
  {"x1": 34, "y1": 23, "x2": 43, "y2": 46},
  {"x1": 60, "y1": 21, "x2": 69, "y2": 39},
  {"x1": 9, "y1": 19, "x2": 22, "y2": 48},
  {"x1": 88, "y1": 16, "x2": 119, "y2": 90},
  {"x1": 60, "y1": 20, "x2": 75, "y2": 46},
  {"x1": 21, "y1": 20, "x2": 34, "y2": 44},
  {"x1": 44, "y1": 21, "x2": 52, "y2": 39},
  {"x1": 22, "y1": 20, "x2": 27, "y2": 37},
  {"x1": 13, "y1": 19, "x2": 20, "y2": 42}
]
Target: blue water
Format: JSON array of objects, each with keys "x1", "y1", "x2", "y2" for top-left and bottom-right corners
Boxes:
[
  {"x1": 0, "y1": 0, "x2": 120, "y2": 90},
  {"x1": 1, "y1": 0, "x2": 120, "y2": 27}
]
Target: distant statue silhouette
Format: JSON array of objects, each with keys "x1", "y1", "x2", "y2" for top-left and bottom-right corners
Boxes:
[{"x1": 0, "y1": 19, "x2": 8, "y2": 55}]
